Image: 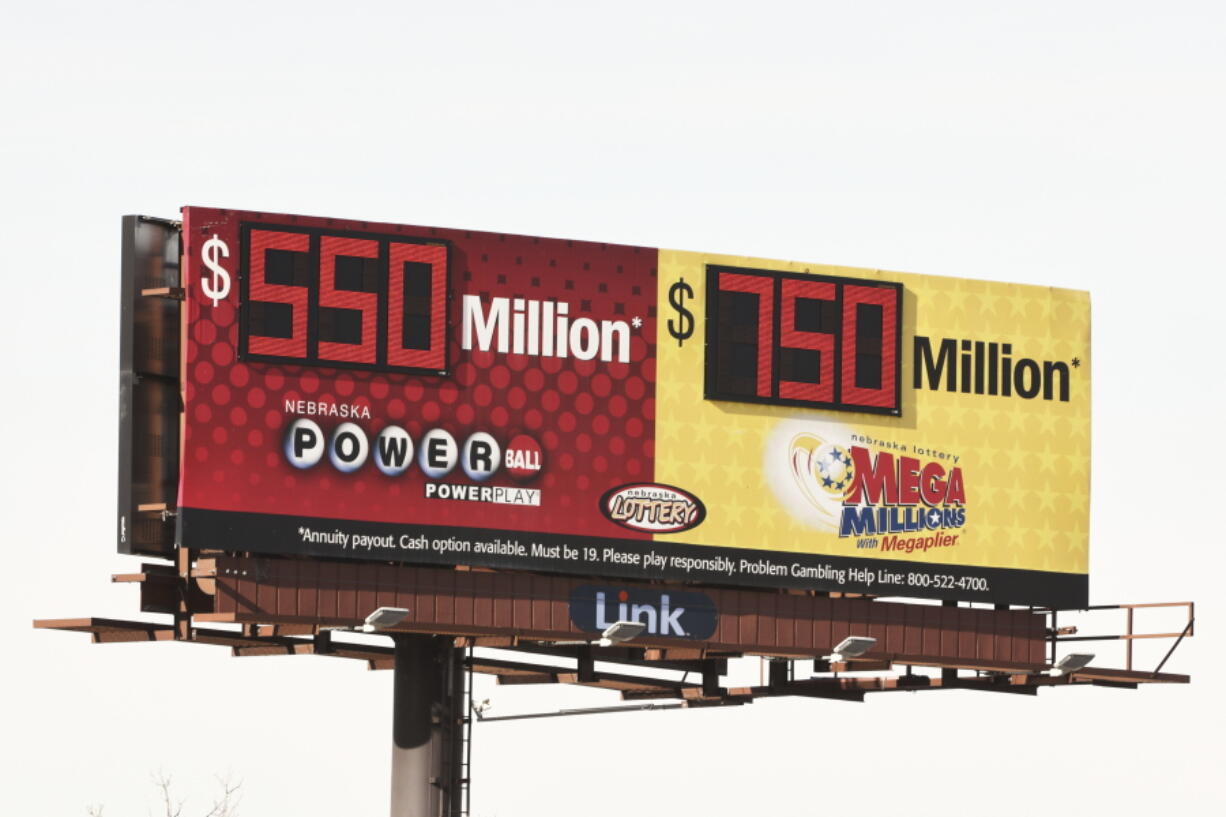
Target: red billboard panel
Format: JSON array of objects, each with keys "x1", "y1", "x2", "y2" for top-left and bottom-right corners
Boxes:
[{"x1": 179, "y1": 206, "x2": 659, "y2": 551}]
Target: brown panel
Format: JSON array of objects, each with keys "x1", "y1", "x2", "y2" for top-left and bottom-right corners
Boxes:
[
  {"x1": 207, "y1": 556, "x2": 1048, "y2": 670},
  {"x1": 759, "y1": 591, "x2": 777, "y2": 648},
  {"x1": 725, "y1": 588, "x2": 745, "y2": 647},
  {"x1": 394, "y1": 563, "x2": 415, "y2": 622},
  {"x1": 829, "y1": 597, "x2": 850, "y2": 652},
  {"x1": 474, "y1": 572, "x2": 494, "y2": 626},
  {"x1": 298, "y1": 560, "x2": 318, "y2": 621},
  {"x1": 793, "y1": 595, "x2": 812, "y2": 650},
  {"x1": 845, "y1": 598, "x2": 872, "y2": 647},
  {"x1": 430, "y1": 566, "x2": 446, "y2": 624},
  {"x1": 714, "y1": 593, "x2": 735, "y2": 644},
  {"x1": 373, "y1": 561, "x2": 396, "y2": 615},
  {"x1": 355, "y1": 564, "x2": 377, "y2": 622},
  {"x1": 903, "y1": 605, "x2": 923, "y2": 655},
  {"x1": 277, "y1": 559, "x2": 298, "y2": 619},
  {"x1": 886, "y1": 603, "x2": 906, "y2": 654},
  {"x1": 939, "y1": 606, "x2": 958, "y2": 656},
  {"x1": 868, "y1": 600, "x2": 888, "y2": 651},
  {"x1": 492, "y1": 575, "x2": 513, "y2": 629},
  {"x1": 722, "y1": 591, "x2": 741, "y2": 645},
  {"x1": 957, "y1": 608, "x2": 976, "y2": 659},
  {"x1": 777, "y1": 594, "x2": 795, "y2": 650},
  {"x1": 214, "y1": 578, "x2": 233, "y2": 616},
  {"x1": 549, "y1": 577, "x2": 568, "y2": 633},
  {"x1": 511, "y1": 573, "x2": 532, "y2": 629},
  {"x1": 812, "y1": 595, "x2": 832, "y2": 652},
  {"x1": 256, "y1": 568, "x2": 277, "y2": 618},
  {"x1": 921, "y1": 604, "x2": 940, "y2": 654},
  {"x1": 234, "y1": 564, "x2": 257, "y2": 619},
  {"x1": 318, "y1": 561, "x2": 339, "y2": 621},
  {"x1": 1007, "y1": 611, "x2": 1026, "y2": 664},
  {"x1": 977, "y1": 610, "x2": 996, "y2": 663},
  {"x1": 337, "y1": 563, "x2": 358, "y2": 620},
  {"x1": 1026, "y1": 612, "x2": 1045, "y2": 665},
  {"x1": 441, "y1": 564, "x2": 460, "y2": 625},
  {"x1": 454, "y1": 571, "x2": 475, "y2": 628},
  {"x1": 530, "y1": 575, "x2": 551, "y2": 631},
  {"x1": 867, "y1": 599, "x2": 887, "y2": 648}
]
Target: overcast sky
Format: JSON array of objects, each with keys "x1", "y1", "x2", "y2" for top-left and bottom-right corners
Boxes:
[{"x1": 2, "y1": 2, "x2": 1222, "y2": 815}]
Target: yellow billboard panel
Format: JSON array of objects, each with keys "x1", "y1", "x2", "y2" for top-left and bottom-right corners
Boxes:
[{"x1": 653, "y1": 251, "x2": 1089, "y2": 605}]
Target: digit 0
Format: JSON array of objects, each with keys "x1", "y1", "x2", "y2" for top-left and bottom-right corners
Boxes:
[{"x1": 387, "y1": 242, "x2": 447, "y2": 371}]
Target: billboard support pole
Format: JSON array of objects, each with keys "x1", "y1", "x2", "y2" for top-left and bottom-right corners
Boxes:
[{"x1": 390, "y1": 634, "x2": 441, "y2": 817}]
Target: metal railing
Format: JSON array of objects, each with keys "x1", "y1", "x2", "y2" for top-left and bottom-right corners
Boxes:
[{"x1": 1050, "y1": 601, "x2": 1194, "y2": 673}]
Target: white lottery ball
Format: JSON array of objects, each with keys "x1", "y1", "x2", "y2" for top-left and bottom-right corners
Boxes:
[
  {"x1": 374, "y1": 425, "x2": 414, "y2": 477},
  {"x1": 462, "y1": 431, "x2": 502, "y2": 482},
  {"x1": 284, "y1": 418, "x2": 325, "y2": 469},
  {"x1": 329, "y1": 422, "x2": 369, "y2": 473}
]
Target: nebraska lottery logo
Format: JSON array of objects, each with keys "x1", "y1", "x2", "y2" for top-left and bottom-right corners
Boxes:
[
  {"x1": 283, "y1": 416, "x2": 544, "y2": 506},
  {"x1": 600, "y1": 483, "x2": 706, "y2": 534}
]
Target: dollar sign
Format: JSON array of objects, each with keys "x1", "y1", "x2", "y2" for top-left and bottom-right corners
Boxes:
[
  {"x1": 667, "y1": 277, "x2": 695, "y2": 347},
  {"x1": 200, "y1": 234, "x2": 231, "y2": 307}
]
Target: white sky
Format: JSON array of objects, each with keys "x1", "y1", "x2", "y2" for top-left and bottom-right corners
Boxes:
[{"x1": 2, "y1": 2, "x2": 1222, "y2": 815}]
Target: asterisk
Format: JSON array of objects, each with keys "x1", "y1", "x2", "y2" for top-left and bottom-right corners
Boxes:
[
  {"x1": 1071, "y1": 357, "x2": 1081, "y2": 368},
  {"x1": 631, "y1": 316, "x2": 643, "y2": 329}
]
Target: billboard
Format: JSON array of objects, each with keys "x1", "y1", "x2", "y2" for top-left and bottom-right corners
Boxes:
[{"x1": 123, "y1": 207, "x2": 1090, "y2": 607}]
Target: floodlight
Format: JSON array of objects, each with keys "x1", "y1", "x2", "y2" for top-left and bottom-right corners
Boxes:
[
  {"x1": 1050, "y1": 652, "x2": 1095, "y2": 677},
  {"x1": 362, "y1": 606, "x2": 410, "y2": 632},
  {"x1": 598, "y1": 620, "x2": 647, "y2": 647},
  {"x1": 822, "y1": 635, "x2": 877, "y2": 662}
]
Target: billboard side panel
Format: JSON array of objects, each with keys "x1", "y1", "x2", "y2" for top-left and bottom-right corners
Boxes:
[{"x1": 118, "y1": 216, "x2": 181, "y2": 556}]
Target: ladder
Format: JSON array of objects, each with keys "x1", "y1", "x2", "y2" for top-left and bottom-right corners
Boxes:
[{"x1": 456, "y1": 646, "x2": 474, "y2": 816}]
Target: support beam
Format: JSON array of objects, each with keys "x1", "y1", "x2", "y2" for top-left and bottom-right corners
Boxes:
[{"x1": 390, "y1": 635, "x2": 440, "y2": 817}]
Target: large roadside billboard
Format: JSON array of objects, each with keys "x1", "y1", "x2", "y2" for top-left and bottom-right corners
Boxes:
[{"x1": 123, "y1": 207, "x2": 1090, "y2": 607}]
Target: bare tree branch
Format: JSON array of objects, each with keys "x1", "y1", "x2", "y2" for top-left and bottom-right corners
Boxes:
[
  {"x1": 151, "y1": 772, "x2": 184, "y2": 817},
  {"x1": 200, "y1": 772, "x2": 242, "y2": 817},
  {"x1": 91, "y1": 771, "x2": 242, "y2": 817}
]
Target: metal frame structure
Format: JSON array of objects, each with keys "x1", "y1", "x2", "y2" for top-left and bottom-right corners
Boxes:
[
  {"x1": 82, "y1": 211, "x2": 1188, "y2": 816},
  {"x1": 37, "y1": 552, "x2": 1192, "y2": 817}
]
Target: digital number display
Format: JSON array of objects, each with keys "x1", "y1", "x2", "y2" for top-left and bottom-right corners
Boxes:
[
  {"x1": 239, "y1": 223, "x2": 450, "y2": 374},
  {"x1": 704, "y1": 265, "x2": 902, "y2": 415}
]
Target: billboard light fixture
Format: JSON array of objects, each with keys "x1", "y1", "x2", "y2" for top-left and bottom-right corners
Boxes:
[
  {"x1": 598, "y1": 620, "x2": 647, "y2": 647},
  {"x1": 362, "y1": 606, "x2": 411, "y2": 633},
  {"x1": 539, "y1": 620, "x2": 647, "y2": 648},
  {"x1": 1050, "y1": 652, "x2": 1095, "y2": 677},
  {"x1": 823, "y1": 636, "x2": 877, "y2": 663}
]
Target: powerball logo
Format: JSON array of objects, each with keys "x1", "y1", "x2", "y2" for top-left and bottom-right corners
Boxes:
[{"x1": 766, "y1": 422, "x2": 967, "y2": 555}]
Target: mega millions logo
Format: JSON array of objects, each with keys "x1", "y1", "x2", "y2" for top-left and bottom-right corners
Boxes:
[{"x1": 770, "y1": 423, "x2": 968, "y2": 555}]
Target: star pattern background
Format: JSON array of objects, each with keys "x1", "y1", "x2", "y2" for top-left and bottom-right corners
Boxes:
[{"x1": 654, "y1": 250, "x2": 1090, "y2": 574}]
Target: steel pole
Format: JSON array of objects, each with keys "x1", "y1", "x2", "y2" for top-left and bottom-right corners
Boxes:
[{"x1": 391, "y1": 635, "x2": 440, "y2": 817}]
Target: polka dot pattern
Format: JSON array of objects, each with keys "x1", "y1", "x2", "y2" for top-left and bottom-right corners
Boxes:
[{"x1": 180, "y1": 209, "x2": 658, "y2": 537}]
